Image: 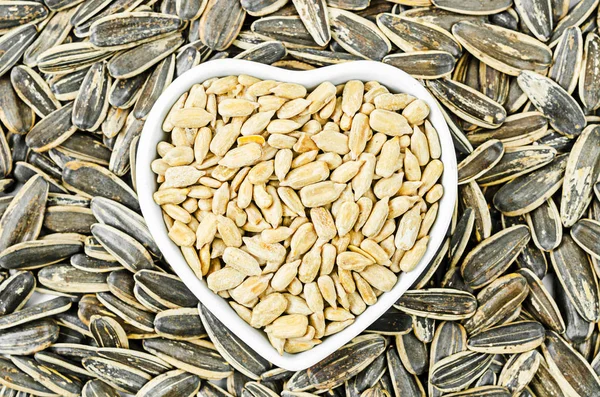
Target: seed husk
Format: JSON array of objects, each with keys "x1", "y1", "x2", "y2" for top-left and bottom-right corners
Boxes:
[
  {"x1": 199, "y1": 0, "x2": 246, "y2": 51},
  {"x1": 467, "y1": 321, "x2": 545, "y2": 354},
  {"x1": 394, "y1": 289, "x2": 477, "y2": 320},
  {"x1": 137, "y1": 369, "x2": 201, "y2": 397},
  {"x1": 90, "y1": 315, "x2": 129, "y2": 348},
  {"x1": 10, "y1": 65, "x2": 60, "y2": 117},
  {"x1": 526, "y1": 198, "x2": 562, "y2": 251},
  {"x1": 0, "y1": 357, "x2": 57, "y2": 397},
  {"x1": 383, "y1": 51, "x2": 456, "y2": 79},
  {"x1": 548, "y1": 27, "x2": 583, "y2": 94},
  {"x1": 518, "y1": 268, "x2": 566, "y2": 333},
  {"x1": 431, "y1": 0, "x2": 511, "y2": 15},
  {"x1": 548, "y1": 0, "x2": 599, "y2": 47},
  {"x1": 82, "y1": 356, "x2": 152, "y2": 394},
  {"x1": 38, "y1": 263, "x2": 109, "y2": 293},
  {"x1": 291, "y1": 0, "x2": 330, "y2": 46},
  {"x1": 365, "y1": 309, "x2": 412, "y2": 335},
  {"x1": 329, "y1": 8, "x2": 391, "y2": 61},
  {"x1": 578, "y1": 32, "x2": 600, "y2": 112},
  {"x1": 82, "y1": 379, "x2": 120, "y2": 397},
  {"x1": 457, "y1": 139, "x2": 504, "y2": 185},
  {"x1": 517, "y1": 70, "x2": 586, "y2": 137},
  {"x1": 10, "y1": 355, "x2": 82, "y2": 397},
  {"x1": 430, "y1": 351, "x2": 494, "y2": 392},
  {"x1": 134, "y1": 270, "x2": 197, "y2": 308},
  {"x1": 0, "y1": 319, "x2": 59, "y2": 355},
  {"x1": 387, "y1": 345, "x2": 425, "y2": 397},
  {"x1": 96, "y1": 292, "x2": 156, "y2": 332},
  {"x1": 0, "y1": 296, "x2": 71, "y2": 330},
  {"x1": 477, "y1": 145, "x2": 556, "y2": 186},
  {"x1": 91, "y1": 223, "x2": 155, "y2": 273},
  {"x1": 251, "y1": 16, "x2": 318, "y2": 49}
]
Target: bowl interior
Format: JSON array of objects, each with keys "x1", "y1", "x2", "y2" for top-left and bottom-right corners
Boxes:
[{"x1": 137, "y1": 59, "x2": 457, "y2": 371}]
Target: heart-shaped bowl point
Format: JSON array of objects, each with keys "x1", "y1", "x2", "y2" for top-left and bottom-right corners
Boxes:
[{"x1": 137, "y1": 59, "x2": 457, "y2": 371}]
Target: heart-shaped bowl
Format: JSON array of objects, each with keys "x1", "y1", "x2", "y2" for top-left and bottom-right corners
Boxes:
[{"x1": 137, "y1": 58, "x2": 457, "y2": 371}]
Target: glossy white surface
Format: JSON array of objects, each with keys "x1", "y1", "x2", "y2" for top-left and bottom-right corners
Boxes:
[{"x1": 137, "y1": 59, "x2": 458, "y2": 371}]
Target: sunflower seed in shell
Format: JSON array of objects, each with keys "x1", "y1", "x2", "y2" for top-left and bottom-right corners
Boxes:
[
  {"x1": 352, "y1": 352, "x2": 386, "y2": 392},
  {"x1": 561, "y1": 125, "x2": 600, "y2": 227},
  {"x1": 377, "y1": 14, "x2": 461, "y2": 59},
  {"x1": 426, "y1": 78, "x2": 506, "y2": 129},
  {"x1": 477, "y1": 145, "x2": 556, "y2": 186},
  {"x1": 365, "y1": 309, "x2": 412, "y2": 335},
  {"x1": 96, "y1": 292, "x2": 155, "y2": 331},
  {"x1": 0, "y1": 271, "x2": 35, "y2": 315},
  {"x1": 37, "y1": 42, "x2": 112, "y2": 75},
  {"x1": 0, "y1": 132, "x2": 10, "y2": 182},
  {"x1": 142, "y1": 338, "x2": 232, "y2": 380},
  {"x1": 461, "y1": 225, "x2": 530, "y2": 289},
  {"x1": 0, "y1": 357, "x2": 57, "y2": 397},
  {"x1": 90, "y1": 197, "x2": 160, "y2": 257},
  {"x1": 0, "y1": 1, "x2": 48, "y2": 32},
  {"x1": 457, "y1": 139, "x2": 504, "y2": 184},
  {"x1": 542, "y1": 330, "x2": 600, "y2": 395},
  {"x1": 10, "y1": 66, "x2": 60, "y2": 118},
  {"x1": 396, "y1": 332, "x2": 428, "y2": 376},
  {"x1": 0, "y1": 319, "x2": 59, "y2": 355},
  {"x1": 70, "y1": 0, "x2": 114, "y2": 28},
  {"x1": 0, "y1": 24, "x2": 37, "y2": 78},
  {"x1": 134, "y1": 282, "x2": 170, "y2": 312},
  {"x1": 107, "y1": 34, "x2": 182, "y2": 80},
  {"x1": 453, "y1": 22, "x2": 552, "y2": 76},
  {"x1": 200, "y1": 304, "x2": 270, "y2": 379},
  {"x1": 34, "y1": 350, "x2": 91, "y2": 379},
  {"x1": 291, "y1": 0, "x2": 330, "y2": 47},
  {"x1": 90, "y1": 12, "x2": 183, "y2": 50},
  {"x1": 107, "y1": 270, "x2": 147, "y2": 311},
  {"x1": 430, "y1": 351, "x2": 494, "y2": 392},
  {"x1": 37, "y1": 263, "x2": 109, "y2": 293},
  {"x1": 25, "y1": 102, "x2": 78, "y2": 153},
  {"x1": 0, "y1": 297, "x2": 71, "y2": 330},
  {"x1": 154, "y1": 308, "x2": 205, "y2": 340},
  {"x1": 57, "y1": 132, "x2": 113, "y2": 166},
  {"x1": 84, "y1": 236, "x2": 116, "y2": 261},
  {"x1": 62, "y1": 161, "x2": 140, "y2": 211},
  {"x1": 548, "y1": 27, "x2": 583, "y2": 94},
  {"x1": 240, "y1": 0, "x2": 288, "y2": 16},
  {"x1": 137, "y1": 369, "x2": 201, "y2": 397},
  {"x1": 10, "y1": 355, "x2": 82, "y2": 397},
  {"x1": 460, "y1": 181, "x2": 491, "y2": 241},
  {"x1": 48, "y1": 343, "x2": 98, "y2": 360},
  {"x1": 81, "y1": 379, "x2": 120, "y2": 397},
  {"x1": 493, "y1": 153, "x2": 568, "y2": 216},
  {"x1": 431, "y1": 0, "x2": 511, "y2": 14},
  {"x1": 109, "y1": 73, "x2": 148, "y2": 109},
  {"x1": 578, "y1": 32, "x2": 600, "y2": 111},
  {"x1": 328, "y1": 8, "x2": 391, "y2": 61},
  {"x1": 14, "y1": 161, "x2": 68, "y2": 194},
  {"x1": 555, "y1": 279, "x2": 594, "y2": 343},
  {"x1": 175, "y1": 47, "x2": 201, "y2": 77},
  {"x1": 251, "y1": 16, "x2": 317, "y2": 49},
  {"x1": 43, "y1": 206, "x2": 95, "y2": 234},
  {"x1": 134, "y1": 270, "x2": 197, "y2": 308},
  {"x1": 517, "y1": 268, "x2": 566, "y2": 333},
  {"x1": 24, "y1": 9, "x2": 75, "y2": 68},
  {"x1": 517, "y1": 70, "x2": 586, "y2": 137},
  {"x1": 91, "y1": 223, "x2": 155, "y2": 273},
  {"x1": 109, "y1": 115, "x2": 143, "y2": 176},
  {"x1": 72, "y1": 62, "x2": 111, "y2": 132},
  {"x1": 498, "y1": 351, "x2": 541, "y2": 394},
  {"x1": 549, "y1": 0, "x2": 599, "y2": 46},
  {"x1": 234, "y1": 41, "x2": 287, "y2": 64},
  {"x1": 89, "y1": 315, "x2": 129, "y2": 348},
  {"x1": 199, "y1": 0, "x2": 246, "y2": 51},
  {"x1": 141, "y1": 63, "x2": 180, "y2": 125},
  {"x1": 386, "y1": 345, "x2": 425, "y2": 397},
  {"x1": 27, "y1": 152, "x2": 62, "y2": 182},
  {"x1": 399, "y1": 7, "x2": 487, "y2": 31},
  {"x1": 0, "y1": 76, "x2": 34, "y2": 135},
  {"x1": 54, "y1": 311, "x2": 92, "y2": 337},
  {"x1": 82, "y1": 356, "x2": 151, "y2": 394},
  {"x1": 49, "y1": 68, "x2": 89, "y2": 101},
  {"x1": 96, "y1": 347, "x2": 172, "y2": 376},
  {"x1": 394, "y1": 289, "x2": 477, "y2": 320},
  {"x1": 463, "y1": 273, "x2": 528, "y2": 334},
  {"x1": 429, "y1": 321, "x2": 468, "y2": 391},
  {"x1": 467, "y1": 321, "x2": 545, "y2": 354},
  {"x1": 0, "y1": 176, "x2": 47, "y2": 252},
  {"x1": 200, "y1": 381, "x2": 234, "y2": 397},
  {"x1": 288, "y1": 47, "x2": 363, "y2": 66},
  {"x1": 383, "y1": 51, "x2": 455, "y2": 80},
  {"x1": 550, "y1": 233, "x2": 599, "y2": 322},
  {"x1": 570, "y1": 219, "x2": 600, "y2": 261},
  {"x1": 525, "y1": 198, "x2": 561, "y2": 251},
  {"x1": 287, "y1": 334, "x2": 386, "y2": 391}
]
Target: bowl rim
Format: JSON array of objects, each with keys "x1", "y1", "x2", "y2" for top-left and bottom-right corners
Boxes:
[{"x1": 137, "y1": 58, "x2": 458, "y2": 371}]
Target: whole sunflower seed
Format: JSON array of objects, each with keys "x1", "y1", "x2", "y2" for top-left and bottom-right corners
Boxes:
[
  {"x1": 517, "y1": 268, "x2": 566, "y2": 333},
  {"x1": 91, "y1": 223, "x2": 155, "y2": 273},
  {"x1": 97, "y1": 347, "x2": 172, "y2": 375},
  {"x1": 26, "y1": 102, "x2": 78, "y2": 153},
  {"x1": 251, "y1": 16, "x2": 318, "y2": 49},
  {"x1": 234, "y1": 41, "x2": 287, "y2": 64},
  {"x1": 542, "y1": 330, "x2": 600, "y2": 395},
  {"x1": 43, "y1": 206, "x2": 95, "y2": 234},
  {"x1": 82, "y1": 356, "x2": 152, "y2": 394},
  {"x1": 0, "y1": 296, "x2": 71, "y2": 330},
  {"x1": 578, "y1": 32, "x2": 600, "y2": 112},
  {"x1": 377, "y1": 14, "x2": 462, "y2": 59},
  {"x1": 10, "y1": 66, "x2": 60, "y2": 118},
  {"x1": 477, "y1": 145, "x2": 556, "y2": 186},
  {"x1": 199, "y1": 0, "x2": 246, "y2": 51},
  {"x1": 383, "y1": 51, "x2": 456, "y2": 79},
  {"x1": 61, "y1": 160, "x2": 140, "y2": 211},
  {"x1": 555, "y1": 278, "x2": 594, "y2": 343},
  {"x1": 23, "y1": 8, "x2": 75, "y2": 67},
  {"x1": 291, "y1": 0, "x2": 330, "y2": 46},
  {"x1": 525, "y1": 198, "x2": 561, "y2": 251},
  {"x1": 14, "y1": 161, "x2": 68, "y2": 194},
  {"x1": 0, "y1": 1, "x2": 48, "y2": 32},
  {"x1": 399, "y1": 7, "x2": 487, "y2": 31},
  {"x1": 49, "y1": 68, "x2": 90, "y2": 101},
  {"x1": 82, "y1": 379, "x2": 120, "y2": 397},
  {"x1": 571, "y1": 219, "x2": 600, "y2": 260},
  {"x1": 493, "y1": 153, "x2": 568, "y2": 216},
  {"x1": 548, "y1": 27, "x2": 583, "y2": 94},
  {"x1": 109, "y1": 72, "x2": 148, "y2": 109},
  {"x1": 175, "y1": 46, "x2": 201, "y2": 77},
  {"x1": 548, "y1": 0, "x2": 599, "y2": 46},
  {"x1": 365, "y1": 309, "x2": 412, "y2": 335},
  {"x1": 0, "y1": 24, "x2": 38, "y2": 78},
  {"x1": 550, "y1": 233, "x2": 600, "y2": 322},
  {"x1": 517, "y1": 70, "x2": 586, "y2": 137},
  {"x1": 329, "y1": 8, "x2": 391, "y2": 61},
  {"x1": 0, "y1": 175, "x2": 48, "y2": 251},
  {"x1": 386, "y1": 345, "x2": 425, "y2": 397},
  {"x1": 90, "y1": 315, "x2": 129, "y2": 348},
  {"x1": 460, "y1": 225, "x2": 530, "y2": 289},
  {"x1": 37, "y1": 263, "x2": 109, "y2": 293},
  {"x1": 135, "y1": 270, "x2": 197, "y2": 308},
  {"x1": 37, "y1": 42, "x2": 112, "y2": 75},
  {"x1": 137, "y1": 369, "x2": 201, "y2": 397},
  {"x1": 10, "y1": 355, "x2": 82, "y2": 397},
  {"x1": 132, "y1": 54, "x2": 175, "y2": 120},
  {"x1": 96, "y1": 292, "x2": 155, "y2": 331},
  {"x1": 154, "y1": 307, "x2": 205, "y2": 339},
  {"x1": 467, "y1": 321, "x2": 545, "y2": 354},
  {"x1": 0, "y1": 357, "x2": 57, "y2": 397},
  {"x1": 561, "y1": 125, "x2": 600, "y2": 227},
  {"x1": 0, "y1": 319, "x2": 59, "y2": 355},
  {"x1": 430, "y1": 351, "x2": 494, "y2": 392},
  {"x1": 460, "y1": 181, "x2": 491, "y2": 241},
  {"x1": 396, "y1": 331, "x2": 428, "y2": 376},
  {"x1": 199, "y1": 304, "x2": 271, "y2": 379},
  {"x1": 287, "y1": 334, "x2": 387, "y2": 391},
  {"x1": 394, "y1": 289, "x2": 477, "y2": 320},
  {"x1": 34, "y1": 351, "x2": 92, "y2": 379},
  {"x1": 90, "y1": 12, "x2": 184, "y2": 50},
  {"x1": 0, "y1": 76, "x2": 35, "y2": 135},
  {"x1": 457, "y1": 139, "x2": 504, "y2": 185},
  {"x1": 143, "y1": 337, "x2": 232, "y2": 380},
  {"x1": 426, "y1": 78, "x2": 506, "y2": 129},
  {"x1": 72, "y1": 61, "x2": 111, "y2": 131},
  {"x1": 240, "y1": 0, "x2": 288, "y2": 16},
  {"x1": 0, "y1": 271, "x2": 35, "y2": 315}
]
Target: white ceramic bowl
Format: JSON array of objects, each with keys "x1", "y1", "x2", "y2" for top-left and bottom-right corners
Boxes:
[{"x1": 137, "y1": 59, "x2": 457, "y2": 371}]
